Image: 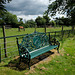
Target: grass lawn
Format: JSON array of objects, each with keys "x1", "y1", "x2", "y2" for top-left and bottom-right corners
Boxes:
[
  {"x1": 0, "y1": 26, "x2": 72, "y2": 37},
  {"x1": 33, "y1": 37, "x2": 75, "y2": 75},
  {"x1": 0, "y1": 33, "x2": 75, "y2": 75}
]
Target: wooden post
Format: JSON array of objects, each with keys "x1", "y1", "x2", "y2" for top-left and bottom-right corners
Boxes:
[
  {"x1": 0, "y1": 46, "x2": 1, "y2": 63},
  {"x1": 24, "y1": 28, "x2": 25, "y2": 31},
  {"x1": 62, "y1": 25, "x2": 63, "y2": 31},
  {"x1": 49, "y1": 32, "x2": 51, "y2": 45},
  {"x1": 61, "y1": 26, "x2": 64, "y2": 41},
  {"x1": 16, "y1": 37, "x2": 20, "y2": 55},
  {"x1": 54, "y1": 31, "x2": 56, "y2": 38},
  {"x1": 2, "y1": 25, "x2": 7, "y2": 57},
  {"x1": 68, "y1": 30, "x2": 70, "y2": 37},
  {"x1": 45, "y1": 25, "x2": 46, "y2": 33},
  {"x1": 18, "y1": 28, "x2": 20, "y2": 31},
  {"x1": 72, "y1": 25, "x2": 74, "y2": 33},
  {"x1": 34, "y1": 25, "x2": 37, "y2": 32}
]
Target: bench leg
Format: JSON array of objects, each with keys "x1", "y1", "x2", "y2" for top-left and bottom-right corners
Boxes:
[
  {"x1": 57, "y1": 45, "x2": 60, "y2": 53},
  {"x1": 28, "y1": 58, "x2": 30, "y2": 70},
  {"x1": 28, "y1": 55, "x2": 31, "y2": 70},
  {"x1": 57, "y1": 47, "x2": 59, "y2": 53},
  {"x1": 19, "y1": 56, "x2": 21, "y2": 64}
]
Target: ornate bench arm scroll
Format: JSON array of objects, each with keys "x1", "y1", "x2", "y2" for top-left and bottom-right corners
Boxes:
[
  {"x1": 53, "y1": 38, "x2": 60, "y2": 53},
  {"x1": 50, "y1": 37, "x2": 60, "y2": 46},
  {"x1": 16, "y1": 37, "x2": 30, "y2": 58},
  {"x1": 19, "y1": 45, "x2": 30, "y2": 57},
  {"x1": 54, "y1": 38, "x2": 60, "y2": 46}
]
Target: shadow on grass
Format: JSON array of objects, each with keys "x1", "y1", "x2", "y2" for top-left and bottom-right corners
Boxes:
[{"x1": 4, "y1": 51, "x2": 54, "y2": 71}]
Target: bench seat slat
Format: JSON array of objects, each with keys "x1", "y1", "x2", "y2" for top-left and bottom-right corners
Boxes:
[{"x1": 30, "y1": 45, "x2": 58, "y2": 59}]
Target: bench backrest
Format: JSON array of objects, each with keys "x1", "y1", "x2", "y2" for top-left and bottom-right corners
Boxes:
[{"x1": 19, "y1": 32, "x2": 49, "y2": 53}]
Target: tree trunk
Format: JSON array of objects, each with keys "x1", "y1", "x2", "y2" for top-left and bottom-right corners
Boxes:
[
  {"x1": 62, "y1": 25, "x2": 63, "y2": 31},
  {"x1": 61, "y1": 25, "x2": 64, "y2": 41},
  {"x1": 45, "y1": 25, "x2": 46, "y2": 33},
  {"x1": 72, "y1": 25, "x2": 74, "y2": 33},
  {"x1": 34, "y1": 25, "x2": 37, "y2": 32}
]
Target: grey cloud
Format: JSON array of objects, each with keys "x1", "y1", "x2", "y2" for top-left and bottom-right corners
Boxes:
[{"x1": 5, "y1": 0, "x2": 48, "y2": 15}]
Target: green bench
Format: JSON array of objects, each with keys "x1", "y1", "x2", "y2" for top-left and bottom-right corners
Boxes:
[{"x1": 16, "y1": 32, "x2": 60, "y2": 69}]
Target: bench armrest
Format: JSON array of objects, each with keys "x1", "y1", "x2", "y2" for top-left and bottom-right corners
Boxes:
[
  {"x1": 16, "y1": 37, "x2": 30, "y2": 58},
  {"x1": 50, "y1": 37, "x2": 60, "y2": 46},
  {"x1": 19, "y1": 45, "x2": 30, "y2": 57}
]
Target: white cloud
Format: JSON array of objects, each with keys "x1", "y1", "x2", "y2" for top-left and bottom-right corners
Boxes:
[
  {"x1": 5, "y1": 0, "x2": 49, "y2": 20},
  {"x1": 17, "y1": 14, "x2": 43, "y2": 21},
  {"x1": 5, "y1": 0, "x2": 66, "y2": 21},
  {"x1": 36, "y1": 0, "x2": 49, "y2": 5}
]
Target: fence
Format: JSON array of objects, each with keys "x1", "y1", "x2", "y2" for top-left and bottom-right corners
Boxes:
[
  {"x1": 0, "y1": 34, "x2": 27, "y2": 62},
  {"x1": 0, "y1": 30, "x2": 75, "y2": 62}
]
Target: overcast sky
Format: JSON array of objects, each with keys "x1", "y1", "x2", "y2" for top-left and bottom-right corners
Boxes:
[{"x1": 5, "y1": 0, "x2": 66, "y2": 21}]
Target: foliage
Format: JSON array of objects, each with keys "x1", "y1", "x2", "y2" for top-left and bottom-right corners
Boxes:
[
  {"x1": 43, "y1": 14, "x2": 50, "y2": 26},
  {"x1": 1, "y1": 12, "x2": 18, "y2": 27},
  {"x1": 35, "y1": 16, "x2": 46, "y2": 27},
  {"x1": 46, "y1": 0, "x2": 75, "y2": 30},
  {"x1": 55, "y1": 17, "x2": 71, "y2": 26},
  {"x1": 49, "y1": 20, "x2": 56, "y2": 27},
  {"x1": 0, "y1": 18, "x2": 4, "y2": 25},
  {"x1": 0, "y1": 0, "x2": 12, "y2": 17},
  {"x1": 71, "y1": 9, "x2": 75, "y2": 25},
  {"x1": 19, "y1": 18, "x2": 23, "y2": 22},
  {"x1": 0, "y1": 0, "x2": 20, "y2": 27},
  {"x1": 18, "y1": 18, "x2": 24, "y2": 27},
  {"x1": 47, "y1": 0, "x2": 75, "y2": 17},
  {"x1": 24, "y1": 19, "x2": 36, "y2": 28}
]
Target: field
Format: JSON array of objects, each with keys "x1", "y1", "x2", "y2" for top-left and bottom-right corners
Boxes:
[
  {"x1": 0, "y1": 26, "x2": 72, "y2": 37},
  {"x1": 0, "y1": 26, "x2": 75, "y2": 75}
]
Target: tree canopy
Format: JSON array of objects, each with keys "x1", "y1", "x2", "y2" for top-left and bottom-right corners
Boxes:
[
  {"x1": 0, "y1": 12, "x2": 18, "y2": 27},
  {"x1": 55, "y1": 17, "x2": 71, "y2": 26},
  {"x1": 43, "y1": 14, "x2": 50, "y2": 26},
  {"x1": 25, "y1": 19, "x2": 36, "y2": 28},
  {"x1": 47, "y1": 0, "x2": 75, "y2": 17},
  {"x1": 0, "y1": 0, "x2": 12, "y2": 17},
  {"x1": 46, "y1": 0, "x2": 75, "y2": 30},
  {"x1": 35, "y1": 16, "x2": 46, "y2": 27}
]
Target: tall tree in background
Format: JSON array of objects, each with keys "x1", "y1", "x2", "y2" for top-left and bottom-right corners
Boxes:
[
  {"x1": 0, "y1": 0, "x2": 12, "y2": 17},
  {"x1": 35, "y1": 16, "x2": 46, "y2": 27},
  {"x1": 55, "y1": 17, "x2": 71, "y2": 26},
  {"x1": 46, "y1": 0, "x2": 75, "y2": 31},
  {"x1": 43, "y1": 14, "x2": 50, "y2": 26},
  {"x1": 2, "y1": 12, "x2": 18, "y2": 27},
  {"x1": 25, "y1": 19, "x2": 36, "y2": 28}
]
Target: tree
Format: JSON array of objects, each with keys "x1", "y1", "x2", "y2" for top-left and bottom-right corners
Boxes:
[
  {"x1": 50, "y1": 20, "x2": 56, "y2": 27},
  {"x1": 46, "y1": 0, "x2": 75, "y2": 31},
  {"x1": 0, "y1": 0, "x2": 12, "y2": 17},
  {"x1": 55, "y1": 17, "x2": 71, "y2": 26},
  {"x1": 25, "y1": 19, "x2": 36, "y2": 28},
  {"x1": 2, "y1": 12, "x2": 18, "y2": 27},
  {"x1": 18, "y1": 18, "x2": 24, "y2": 26},
  {"x1": 43, "y1": 14, "x2": 50, "y2": 26},
  {"x1": 19, "y1": 18, "x2": 23, "y2": 22},
  {"x1": 35, "y1": 16, "x2": 46, "y2": 27},
  {"x1": 0, "y1": 18, "x2": 4, "y2": 25}
]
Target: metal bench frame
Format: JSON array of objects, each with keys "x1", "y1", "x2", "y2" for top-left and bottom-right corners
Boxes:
[{"x1": 16, "y1": 32, "x2": 60, "y2": 69}]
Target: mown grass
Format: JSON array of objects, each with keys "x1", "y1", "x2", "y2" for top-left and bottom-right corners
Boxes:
[
  {"x1": 0, "y1": 26, "x2": 72, "y2": 60},
  {"x1": 0, "y1": 35, "x2": 75, "y2": 75},
  {"x1": 0, "y1": 26, "x2": 75, "y2": 75},
  {"x1": 28, "y1": 36, "x2": 75, "y2": 75},
  {"x1": 0, "y1": 26, "x2": 72, "y2": 37}
]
